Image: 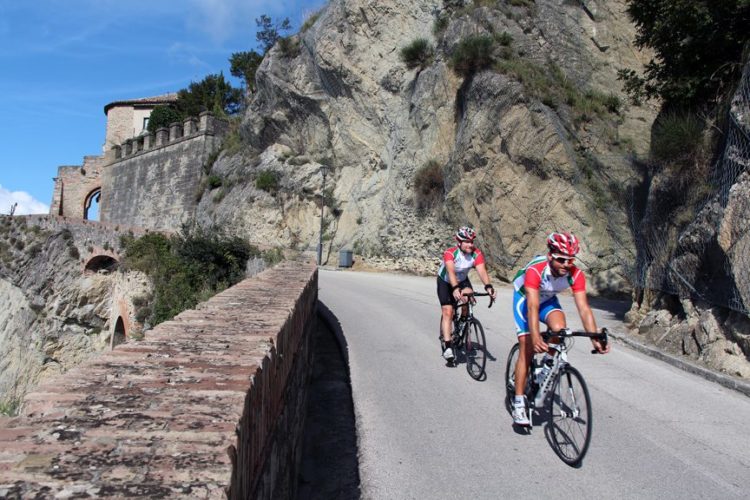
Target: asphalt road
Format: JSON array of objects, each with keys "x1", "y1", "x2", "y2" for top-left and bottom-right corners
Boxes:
[{"x1": 318, "y1": 269, "x2": 750, "y2": 500}]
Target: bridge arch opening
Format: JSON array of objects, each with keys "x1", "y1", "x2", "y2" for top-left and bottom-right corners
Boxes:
[
  {"x1": 84, "y1": 188, "x2": 101, "y2": 221},
  {"x1": 112, "y1": 316, "x2": 126, "y2": 348},
  {"x1": 85, "y1": 255, "x2": 119, "y2": 273}
]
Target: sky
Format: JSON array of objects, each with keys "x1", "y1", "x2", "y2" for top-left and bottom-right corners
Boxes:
[{"x1": 0, "y1": 0, "x2": 326, "y2": 215}]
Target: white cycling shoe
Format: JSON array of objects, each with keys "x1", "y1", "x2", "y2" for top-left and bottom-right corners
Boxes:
[
  {"x1": 512, "y1": 403, "x2": 530, "y2": 426},
  {"x1": 442, "y1": 347, "x2": 455, "y2": 362}
]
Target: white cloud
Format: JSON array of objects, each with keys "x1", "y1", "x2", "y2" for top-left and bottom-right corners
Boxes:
[{"x1": 0, "y1": 185, "x2": 49, "y2": 215}]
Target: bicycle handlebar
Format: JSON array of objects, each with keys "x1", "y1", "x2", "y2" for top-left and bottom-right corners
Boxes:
[
  {"x1": 543, "y1": 327, "x2": 609, "y2": 354},
  {"x1": 460, "y1": 291, "x2": 495, "y2": 308}
]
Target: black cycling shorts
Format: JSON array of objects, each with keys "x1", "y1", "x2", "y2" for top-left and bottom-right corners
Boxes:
[{"x1": 437, "y1": 276, "x2": 472, "y2": 306}]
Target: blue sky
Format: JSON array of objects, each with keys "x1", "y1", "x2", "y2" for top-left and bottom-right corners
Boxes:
[{"x1": 0, "y1": 0, "x2": 326, "y2": 215}]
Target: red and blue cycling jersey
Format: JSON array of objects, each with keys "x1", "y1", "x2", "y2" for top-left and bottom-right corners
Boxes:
[
  {"x1": 512, "y1": 255, "x2": 586, "y2": 334},
  {"x1": 513, "y1": 255, "x2": 586, "y2": 300}
]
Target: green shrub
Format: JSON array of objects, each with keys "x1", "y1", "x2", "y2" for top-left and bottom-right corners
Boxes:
[
  {"x1": 651, "y1": 111, "x2": 706, "y2": 164},
  {"x1": 495, "y1": 31, "x2": 513, "y2": 46},
  {"x1": 449, "y1": 35, "x2": 496, "y2": 77},
  {"x1": 413, "y1": 160, "x2": 445, "y2": 212},
  {"x1": 262, "y1": 247, "x2": 285, "y2": 266},
  {"x1": 400, "y1": 38, "x2": 434, "y2": 70},
  {"x1": 207, "y1": 174, "x2": 223, "y2": 190},
  {"x1": 301, "y1": 11, "x2": 321, "y2": 32},
  {"x1": 433, "y1": 14, "x2": 449, "y2": 36},
  {"x1": 279, "y1": 36, "x2": 300, "y2": 58},
  {"x1": 496, "y1": 59, "x2": 620, "y2": 123},
  {"x1": 27, "y1": 243, "x2": 42, "y2": 258},
  {"x1": 0, "y1": 398, "x2": 20, "y2": 416},
  {"x1": 147, "y1": 105, "x2": 183, "y2": 134},
  {"x1": 256, "y1": 170, "x2": 280, "y2": 192},
  {"x1": 222, "y1": 117, "x2": 245, "y2": 156},
  {"x1": 122, "y1": 225, "x2": 259, "y2": 326}
]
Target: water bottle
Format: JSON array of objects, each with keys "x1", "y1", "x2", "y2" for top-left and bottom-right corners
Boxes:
[
  {"x1": 532, "y1": 363, "x2": 543, "y2": 386},
  {"x1": 536, "y1": 355, "x2": 553, "y2": 384},
  {"x1": 455, "y1": 317, "x2": 466, "y2": 335},
  {"x1": 534, "y1": 355, "x2": 556, "y2": 406}
]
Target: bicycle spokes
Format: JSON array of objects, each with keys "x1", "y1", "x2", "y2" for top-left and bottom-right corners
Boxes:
[{"x1": 547, "y1": 367, "x2": 592, "y2": 466}]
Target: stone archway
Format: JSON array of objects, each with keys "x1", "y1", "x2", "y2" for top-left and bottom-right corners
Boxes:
[
  {"x1": 84, "y1": 187, "x2": 101, "y2": 221},
  {"x1": 84, "y1": 255, "x2": 119, "y2": 273},
  {"x1": 112, "y1": 316, "x2": 126, "y2": 348}
]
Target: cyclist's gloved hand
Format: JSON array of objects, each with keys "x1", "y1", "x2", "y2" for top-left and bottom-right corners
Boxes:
[
  {"x1": 591, "y1": 337, "x2": 610, "y2": 354},
  {"x1": 484, "y1": 283, "x2": 496, "y2": 300}
]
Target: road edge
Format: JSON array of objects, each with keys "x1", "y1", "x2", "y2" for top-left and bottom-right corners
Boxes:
[{"x1": 609, "y1": 330, "x2": 750, "y2": 398}]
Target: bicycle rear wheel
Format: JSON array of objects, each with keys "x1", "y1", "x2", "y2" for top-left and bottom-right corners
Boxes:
[
  {"x1": 547, "y1": 366, "x2": 592, "y2": 466},
  {"x1": 464, "y1": 319, "x2": 487, "y2": 380}
]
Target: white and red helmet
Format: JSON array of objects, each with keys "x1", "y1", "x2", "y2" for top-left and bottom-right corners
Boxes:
[
  {"x1": 455, "y1": 226, "x2": 477, "y2": 242},
  {"x1": 546, "y1": 232, "x2": 580, "y2": 257}
]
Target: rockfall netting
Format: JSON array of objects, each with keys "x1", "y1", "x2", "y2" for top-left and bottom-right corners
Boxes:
[{"x1": 629, "y1": 62, "x2": 750, "y2": 315}]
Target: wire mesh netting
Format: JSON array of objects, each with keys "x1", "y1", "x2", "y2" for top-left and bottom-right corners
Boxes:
[{"x1": 628, "y1": 62, "x2": 750, "y2": 315}]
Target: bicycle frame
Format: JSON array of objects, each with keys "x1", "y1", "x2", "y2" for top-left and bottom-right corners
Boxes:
[
  {"x1": 442, "y1": 292, "x2": 493, "y2": 380},
  {"x1": 523, "y1": 328, "x2": 608, "y2": 416}
]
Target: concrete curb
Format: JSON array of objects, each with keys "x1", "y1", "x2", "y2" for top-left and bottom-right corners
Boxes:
[{"x1": 609, "y1": 331, "x2": 750, "y2": 398}]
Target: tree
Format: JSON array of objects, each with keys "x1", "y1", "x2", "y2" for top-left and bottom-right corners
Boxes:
[
  {"x1": 174, "y1": 73, "x2": 243, "y2": 117},
  {"x1": 256, "y1": 14, "x2": 292, "y2": 54},
  {"x1": 618, "y1": 0, "x2": 750, "y2": 106},
  {"x1": 147, "y1": 105, "x2": 182, "y2": 134},
  {"x1": 229, "y1": 50, "x2": 264, "y2": 92}
]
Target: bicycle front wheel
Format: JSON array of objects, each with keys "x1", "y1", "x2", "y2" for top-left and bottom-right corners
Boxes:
[
  {"x1": 547, "y1": 365, "x2": 592, "y2": 466},
  {"x1": 464, "y1": 319, "x2": 487, "y2": 380}
]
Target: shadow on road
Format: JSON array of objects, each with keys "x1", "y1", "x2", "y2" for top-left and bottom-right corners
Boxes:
[
  {"x1": 587, "y1": 295, "x2": 631, "y2": 321},
  {"x1": 297, "y1": 301, "x2": 360, "y2": 499}
]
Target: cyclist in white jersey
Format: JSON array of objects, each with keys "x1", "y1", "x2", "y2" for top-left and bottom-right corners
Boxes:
[
  {"x1": 510, "y1": 232, "x2": 610, "y2": 426},
  {"x1": 437, "y1": 227, "x2": 496, "y2": 363}
]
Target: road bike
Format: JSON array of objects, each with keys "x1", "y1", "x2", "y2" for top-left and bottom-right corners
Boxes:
[
  {"x1": 504, "y1": 328, "x2": 608, "y2": 465},
  {"x1": 439, "y1": 292, "x2": 494, "y2": 380}
]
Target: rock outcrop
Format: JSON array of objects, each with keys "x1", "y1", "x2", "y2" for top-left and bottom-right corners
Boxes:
[
  {"x1": 0, "y1": 217, "x2": 150, "y2": 411},
  {"x1": 197, "y1": 0, "x2": 657, "y2": 292},
  {"x1": 625, "y1": 62, "x2": 750, "y2": 377}
]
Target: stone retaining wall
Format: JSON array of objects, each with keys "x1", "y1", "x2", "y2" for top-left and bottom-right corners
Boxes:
[{"x1": 0, "y1": 261, "x2": 317, "y2": 499}]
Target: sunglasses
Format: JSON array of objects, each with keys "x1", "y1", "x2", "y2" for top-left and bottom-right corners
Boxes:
[{"x1": 553, "y1": 256, "x2": 574, "y2": 264}]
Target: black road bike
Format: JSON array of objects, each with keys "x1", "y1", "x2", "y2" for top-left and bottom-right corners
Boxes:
[
  {"x1": 439, "y1": 292, "x2": 494, "y2": 380},
  {"x1": 504, "y1": 328, "x2": 608, "y2": 466}
]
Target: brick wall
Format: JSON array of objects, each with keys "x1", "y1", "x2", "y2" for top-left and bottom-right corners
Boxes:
[
  {"x1": 49, "y1": 156, "x2": 108, "y2": 219},
  {"x1": 0, "y1": 261, "x2": 317, "y2": 499}
]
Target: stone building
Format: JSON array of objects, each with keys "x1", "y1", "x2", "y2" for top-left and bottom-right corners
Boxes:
[
  {"x1": 49, "y1": 94, "x2": 226, "y2": 229},
  {"x1": 103, "y1": 93, "x2": 178, "y2": 152}
]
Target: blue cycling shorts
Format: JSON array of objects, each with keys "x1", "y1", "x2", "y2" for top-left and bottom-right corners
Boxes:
[{"x1": 512, "y1": 291, "x2": 562, "y2": 336}]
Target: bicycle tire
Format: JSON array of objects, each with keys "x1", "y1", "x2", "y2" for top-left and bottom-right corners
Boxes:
[
  {"x1": 465, "y1": 319, "x2": 487, "y2": 380},
  {"x1": 547, "y1": 365, "x2": 592, "y2": 466}
]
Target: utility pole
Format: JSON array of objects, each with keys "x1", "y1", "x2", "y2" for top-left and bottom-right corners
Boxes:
[{"x1": 317, "y1": 165, "x2": 329, "y2": 266}]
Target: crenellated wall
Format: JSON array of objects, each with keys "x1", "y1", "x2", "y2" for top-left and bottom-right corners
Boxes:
[
  {"x1": 0, "y1": 261, "x2": 317, "y2": 498},
  {"x1": 100, "y1": 112, "x2": 227, "y2": 231},
  {"x1": 50, "y1": 112, "x2": 227, "y2": 232}
]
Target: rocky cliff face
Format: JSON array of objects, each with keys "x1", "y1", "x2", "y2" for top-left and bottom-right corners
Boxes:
[
  {"x1": 625, "y1": 64, "x2": 750, "y2": 378},
  {"x1": 0, "y1": 217, "x2": 150, "y2": 411},
  {"x1": 197, "y1": 0, "x2": 657, "y2": 293}
]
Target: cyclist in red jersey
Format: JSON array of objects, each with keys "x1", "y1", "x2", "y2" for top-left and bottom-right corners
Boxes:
[
  {"x1": 510, "y1": 232, "x2": 610, "y2": 426},
  {"x1": 437, "y1": 227, "x2": 497, "y2": 363}
]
